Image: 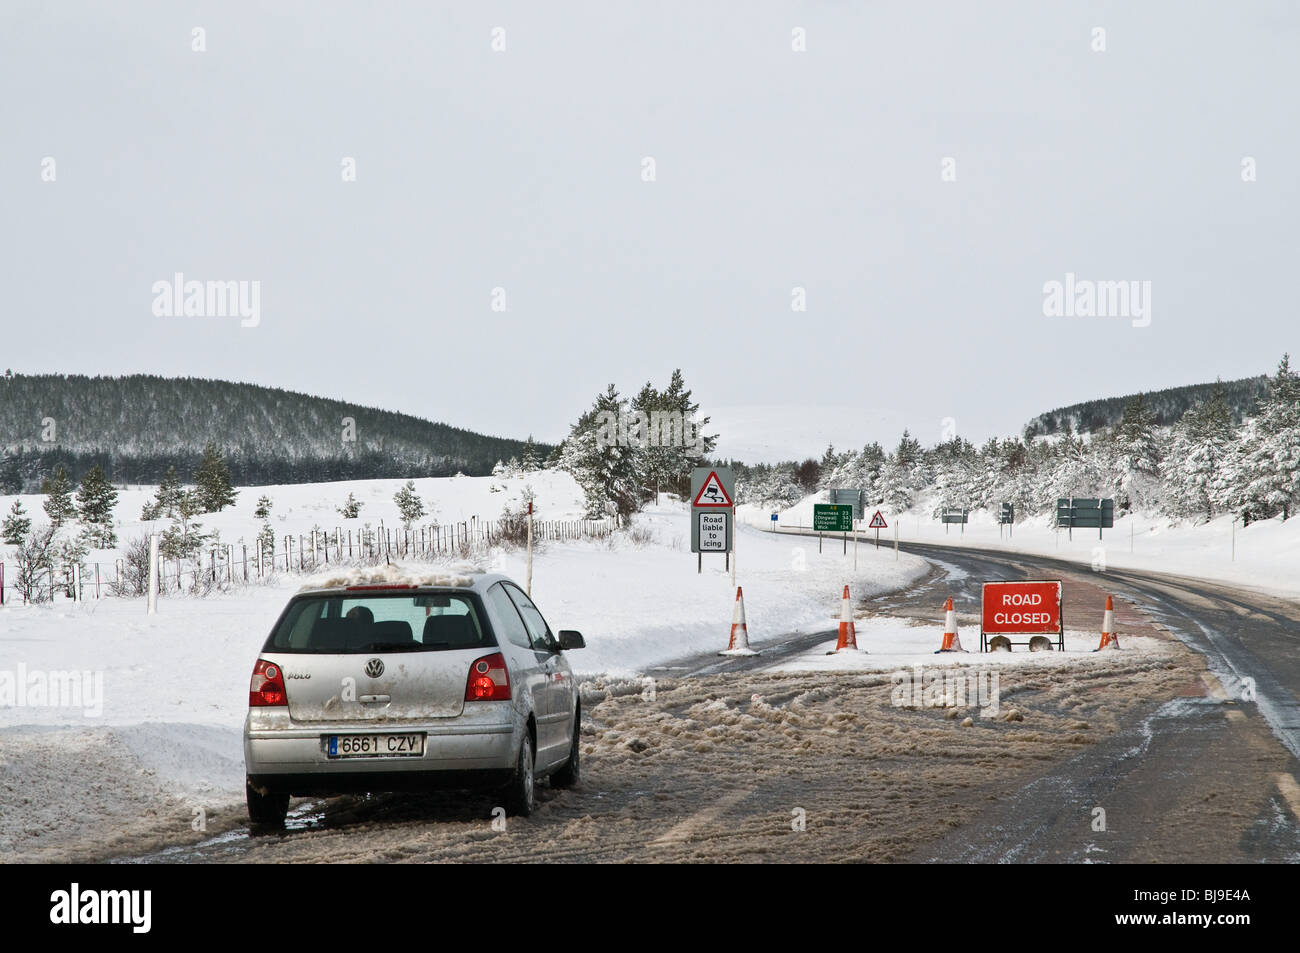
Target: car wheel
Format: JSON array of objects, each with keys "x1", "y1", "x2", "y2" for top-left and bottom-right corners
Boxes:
[
  {"x1": 551, "y1": 716, "x2": 580, "y2": 789},
  {"x1": 246, "y1": 777, "x2": 289, "y2": 828},
  {"x1": 505, "y1": 733, "x2": 536, "y2": 817}
]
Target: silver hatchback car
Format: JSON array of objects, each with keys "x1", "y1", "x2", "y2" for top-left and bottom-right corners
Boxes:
[{"x1": 243, "y1": 572, "x2": 584, "y2": 827}]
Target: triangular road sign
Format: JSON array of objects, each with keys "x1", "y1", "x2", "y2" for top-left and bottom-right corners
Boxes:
[
  {"x1": 692, "y1": 470, "x2": 733, "y2": 507},
  {"x1": 868, "y1": 510, "x2": 888, "y2": 529}
]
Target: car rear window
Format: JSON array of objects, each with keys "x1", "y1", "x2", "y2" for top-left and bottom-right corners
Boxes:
[{"x1": 265, "y1": 592, "x2": 494, "y2": 654}]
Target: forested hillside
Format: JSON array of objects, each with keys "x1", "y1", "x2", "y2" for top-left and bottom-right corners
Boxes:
[
  {"x1": 1025, "y1": 376, "x2": 1268, "y2": 436},
  {"x1": 734, "y1": 357, "x2": 1300, "y2": 527},
  {"x1": 0, "y1": 373, "x2": 545, "y2": 490}
]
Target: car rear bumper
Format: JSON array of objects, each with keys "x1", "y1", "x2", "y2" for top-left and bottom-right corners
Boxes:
[{"x1": 244, "y1": 711, "x2": 520, "y2": 791}]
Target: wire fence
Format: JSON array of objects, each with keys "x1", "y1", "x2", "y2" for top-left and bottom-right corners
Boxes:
[{"x1": 0, "y1": 515, "x2": 620, "y2": 605}]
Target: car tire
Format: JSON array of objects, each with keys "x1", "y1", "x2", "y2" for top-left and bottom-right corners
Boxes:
[
  {"x1": 505, "y1": 734, "x2": 536, "y2": 817},
  {"x1": 551, "y1": 715, "x2": 580, "y2": 789},
  {"x1": 246, "y1": 777, "x2": 289, "y2": 828}
]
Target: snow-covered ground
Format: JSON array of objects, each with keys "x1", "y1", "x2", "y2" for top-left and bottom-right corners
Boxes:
[
  {"x1": 0, "y1": 472, "x2": 931, "y2": 859},
  {"x1": 1, "y1": 468, "x2": 591, "y2": 571},
  {"x1": 742, "y1": 492, "x2": 1300, "y2": 598},
  {"x1": 3, "y1": 468, "x2": 1287, "y2": 860}
]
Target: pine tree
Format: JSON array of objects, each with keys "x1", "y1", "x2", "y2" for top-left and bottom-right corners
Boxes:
[
  {"x1": 558, "y1": 384, "x2": 641, "y2": 519},
  {"x1": 0, "y1": 449, "x2": 22, "y2": 494},
  {"x1": 76, "y1": 464, "x2": 119, "y2": 548},
  {"x1": 194, "y1": 442, "x2": 238, "y2": 513},
  {"x1": 394, "y1": 480, "x2": 425, "y2": 528},
  {"x1": 155, "y1": 465, "x2": 184, "y2": 517},
  {"x1": 895, "y1": 430, "x2": 923, "y2": 468},
  {"x1": 660, "y1": 369, "x2": 717, "y2": 497},
  {"x1": 257, "y1": 522, "x2": 276, "y2": 561},
  {"x1": 55, "y1": 533, "x2": 90, "y2": 596},
  {"x1": 2, "y1": 500, "x2": 32, "y2": 545},
  {"x1": 337, "y1": 492, "x2": 362, "y2": 519},
  {"x1": 254, "y1": 495, "x2": 272, "y2": 520},
  {"x1": 1164, "y1": 383, "x2": 1232, "y2": 522},
  {"x1": 1110, "y1": 394, "x2": 1162, "y2": 512},
  {"x1": 1232, "y1": 355, "x2": 1300, "y2": 521},
  {"x1": 41, "y1": 465, "x2": 76, "y2": 527},
  {"x1": 520, "y1": 436, "x2": 540, "y2": 472},
  {"x1": 160, "y1": 489, "x2": 207, "y2": 560},
  {"x1": 630, "y1": 380, "x2": 673, "y2": 504}
]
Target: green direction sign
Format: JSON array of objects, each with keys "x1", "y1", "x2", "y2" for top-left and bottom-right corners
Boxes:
[{"x1": 813, "y1": 504, "x2": 853, "y2": 532}]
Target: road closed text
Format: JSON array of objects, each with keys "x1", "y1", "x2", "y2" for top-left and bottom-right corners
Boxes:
[
  {"x1": 981, "y1": 581, "x2": 1062, "y2": 634},
  {"x1": 991, "y1": 592, "x2": 1054, "y2": 626}
]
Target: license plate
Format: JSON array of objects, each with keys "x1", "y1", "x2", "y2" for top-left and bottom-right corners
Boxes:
[{"x1": 326, "y1": 733, "x2": 425, "y2": 759}]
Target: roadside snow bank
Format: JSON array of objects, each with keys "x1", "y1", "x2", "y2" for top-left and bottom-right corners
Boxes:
[{"x1": 0, "y1": 499, "x2": 928, "y2": 859}]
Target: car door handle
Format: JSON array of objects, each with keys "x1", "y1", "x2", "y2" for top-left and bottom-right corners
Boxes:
[{"x1": 359, "y1": 694, "x2": 391, "y2": 704}]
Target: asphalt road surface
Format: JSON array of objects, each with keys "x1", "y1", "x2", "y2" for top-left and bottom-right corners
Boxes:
[{"x1": 111, "y1": 538, "x2": 1300, "y2": 864}]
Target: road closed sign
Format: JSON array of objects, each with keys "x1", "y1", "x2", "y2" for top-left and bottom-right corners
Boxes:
[
  {"x1": 698, "y1": 511, "x2": 728, "y2": 551},
  {"x1": 981, "y1": 580, "x2": 1063, "y2": 651},
  {"x1": 982, "y1": 581, "x2": 1062, "y2": 632}
]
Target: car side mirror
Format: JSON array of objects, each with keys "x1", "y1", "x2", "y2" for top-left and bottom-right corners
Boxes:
[{"x1": 558, "y1": 630, "x2": 585, "y2": 650}]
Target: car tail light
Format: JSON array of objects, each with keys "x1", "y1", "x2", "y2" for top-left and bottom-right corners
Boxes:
[
  {"x1": 465, "y1": 653, "x2": 511, "y2": 701},
  {"x1": 249, "y1": 659, "x2": 288, "y2": 707}
]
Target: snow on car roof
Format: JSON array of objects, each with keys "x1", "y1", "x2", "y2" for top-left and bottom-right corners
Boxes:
[{"x1": 298, "y1": 561, "x2": 491, "y2": 592}]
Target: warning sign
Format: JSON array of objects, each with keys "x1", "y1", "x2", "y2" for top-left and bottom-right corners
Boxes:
[
  {"x1": 692, "y1": 471, "x2": 733, "y2": 507},
  {"x1": 982, "y1": 581, "x2": 1062, "y2": 634},
  {"x1": 698, "y1": 512, "x2": 727, "y2": 551},
  {"x1": 980, "y1": 580, "x2": 1064, "y2": 652},
  {"x1": 868, "y1": 510, "x2": 887, "y2": 529},
  {"x1": 690, "y1": 467, "x2": 736, "y2": 555}
]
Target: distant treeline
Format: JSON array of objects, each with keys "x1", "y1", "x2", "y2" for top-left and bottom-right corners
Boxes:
[
  {"x1": 0, "y1": 373, "x2": 547, "y2": 491},
  {"x1": 1025, "y1": 375, "x2": 1268, "y2": 436}
]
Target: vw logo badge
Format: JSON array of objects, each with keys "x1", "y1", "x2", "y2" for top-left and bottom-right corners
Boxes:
[{"x1": 364, "y1": 658, "x2": 385, "y2": 679}]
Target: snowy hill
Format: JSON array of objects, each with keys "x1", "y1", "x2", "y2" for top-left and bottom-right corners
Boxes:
[
  {"x1": 1025, "y1": 375, "x2": 1267, "y2": 437},
  {"x1": 0, "y1": 373, "x2": 548, "y2": 489}
]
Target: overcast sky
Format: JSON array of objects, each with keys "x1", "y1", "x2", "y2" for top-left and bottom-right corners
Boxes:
[{"x1": 3, "y1": 1, "x2": 1297, "y2": 461}]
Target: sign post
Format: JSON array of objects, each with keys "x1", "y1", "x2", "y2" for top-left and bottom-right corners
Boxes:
[
  {"x1": 980, "y1": 580, "x2": 1063, "y2": 652},
  {"x1": 147, "y1": 533, "x2": 159, "y2": 616},
  {"x1": 525, "y1": 499, "x2": 534, "y2": 596},
  {"x1": 868, "y1": 510, "x2": 887, "y2": 549},
  {"x1": 691, "y1": 468, "x2": 735, "y2": 575}
]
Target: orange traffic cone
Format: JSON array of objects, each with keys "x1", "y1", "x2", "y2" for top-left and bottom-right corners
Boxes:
[
  {"x1": 720, "y1": 586, "x2": 759, "y2": 656},
  {"x1": 934, "y1": 597, "x2": 965, "y2": 653},
  {"x1": 1094, "y1": 596, "x2": 1120, "y2": 651},
  {"x1": 834, "y1": 584, "x2": 859, "y2": 651}
]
